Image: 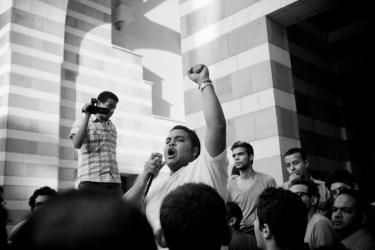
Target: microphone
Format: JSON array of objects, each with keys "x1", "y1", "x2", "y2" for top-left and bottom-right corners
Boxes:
[
  {"x1": 140, "y1": 175, "x2": 153, "y2": 208},
  {"x1": 140, "y1": 153, "x2": 164, "y2": 208}
]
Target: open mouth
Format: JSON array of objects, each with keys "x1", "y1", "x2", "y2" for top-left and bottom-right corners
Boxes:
[{"x1": 167, "y1": 148, "x2": 177, "y2": 159}]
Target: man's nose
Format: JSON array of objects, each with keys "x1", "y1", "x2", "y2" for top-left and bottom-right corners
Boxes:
[{"x1": 333, "y1": 210, "x2": 341, "y2": 218}]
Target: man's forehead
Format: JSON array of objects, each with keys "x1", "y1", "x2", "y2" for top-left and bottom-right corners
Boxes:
[
  {"x1": 285, "y1": 153, "x2": 303, "y2": 161},
  {"x1": 102, "y1": 98, "x2": 117, "y2": 106},
  {"x1": 168, "y1": 129, "x2": 189, "y2": 137},
  {"x1": 290, "y1": 184, "x2": 308, "y2": 192},
  {"x1": 35, "y1": 195, "x2": 51, "y2": 202},
  {"x1": 232, "y1": 147, "x2": 246, "y2": 153},
  {"x1": 334, "y1": 194, "x2": 357, "y2": 208}
]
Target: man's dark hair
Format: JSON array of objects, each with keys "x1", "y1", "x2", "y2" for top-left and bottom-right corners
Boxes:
[
  {"x1": 325, "y1": 170, "x2": 356, "y2": 190},
  {"x1": 256, "y1": 187, "x2": 307, "y2": 249},
  {"x1": 226, "y1": 202, "x2": 243, "y2": 230},
  {"x1": 284, "y1": 147, "x2": 307, "y2": 161},
  {"x1": 97, "y1": 91, "x2": 119, "y2": 103},
  {"x1": 13, "y1": 190, "x2": 157, "y2": 250},
  {"x1": 290, "y1": 178, "x2": 320, "y2": 203},
  {"x1": 28, "y1": 186, "x2": 57, "y2": 210},
  {"x1": 160, "y1": 183, "x2": 229, "y2": 250},
  {"x1": 171, "y1": 125, "x2": 201, "y2": 159},
  {"x1": 231, "y1": 141, "x2": 254, "y2": 156}
]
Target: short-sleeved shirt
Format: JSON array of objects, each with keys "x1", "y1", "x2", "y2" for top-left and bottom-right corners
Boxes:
[
  {"x1": 144, "y1": 145, "x2": 229, "y2": 232},
  {"x1": 70, "y1": 117, "x2": 120, "y2": 183},
  {"x1": 227, "y1": 172, "x2": 276, "y2": 230},
  {"x1": 305, "y1": 213, "x2": 337, "y2": 249}
]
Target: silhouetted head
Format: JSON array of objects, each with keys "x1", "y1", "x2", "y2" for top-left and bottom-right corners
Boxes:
[{"x1": 13, "y1": 189, "x2": 157, "y2": 250}]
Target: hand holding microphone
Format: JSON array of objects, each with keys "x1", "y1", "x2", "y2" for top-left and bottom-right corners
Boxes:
[{"x1": 141, "y1": 153, "x2": 166, "y2": 207}]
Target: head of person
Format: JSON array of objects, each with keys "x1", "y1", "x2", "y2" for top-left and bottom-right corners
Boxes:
[
  {"x1": 231, "y1": 141, "x2": 254, "y2": 171},
  {"x1": 254, "y1": 187, "x2": 307, "y2": 250},
  {"x1": 325, "y1": 170, "x2": 357, "y2": 200},
  {"x1": 12, "y1": 189, "x2": 157, "y2": 250},
  {"x1": 29, "y1": 186, "x2": 57, "y2": 211},
  {"x1": 164, "y1": 125, "x2": 200, "y2": 172},
  {"x1": 331, "y1": 189, "x2": 367, "y2": 238},
  {"x1": 226, "y1": 202, "x2": 243, "y2": 231},
  {"x1": 159, "y1": 183, "x2": 230, "y2": 250},
  {"x1": 97, "y1": 91, "x2": 118, "y2": 120},
  {"x1": 284, "y1": 147, "x2": 309, "y2": 179},
  {"x1": 289, "y1": 179, "x2": 320, "y2": 211}
]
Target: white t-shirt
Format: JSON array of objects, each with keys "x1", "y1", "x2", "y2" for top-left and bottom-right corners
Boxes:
[{"x1": 144, "y1": 145, "x2": 229, "y2": 232}]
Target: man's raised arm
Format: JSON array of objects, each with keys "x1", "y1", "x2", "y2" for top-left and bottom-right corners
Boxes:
[{"x1": 187, "y1": 64, "x2": 226, "y2": 158}]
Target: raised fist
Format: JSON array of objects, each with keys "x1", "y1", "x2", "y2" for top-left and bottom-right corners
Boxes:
[{"x1": 187, "y1": 64, "x2": 210, "y2": 85}]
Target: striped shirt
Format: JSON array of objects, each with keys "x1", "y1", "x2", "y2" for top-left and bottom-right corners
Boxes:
[{"x1": 70, "y1": 117, "x2": 121, "y2": 183}]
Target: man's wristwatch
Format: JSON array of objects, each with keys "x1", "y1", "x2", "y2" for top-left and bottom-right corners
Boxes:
[{"x1": 198, "y1": 80, "x2": 213, "y2": 92}]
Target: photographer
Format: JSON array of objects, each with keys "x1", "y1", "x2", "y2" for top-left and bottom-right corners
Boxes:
[{"x1": 70, "y1": 91, "x2": 122, "y2": 196}]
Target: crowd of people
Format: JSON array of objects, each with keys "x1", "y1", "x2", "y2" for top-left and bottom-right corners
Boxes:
[{"x1": 1, "y1": 64, "x2": 374, "y2": 250}]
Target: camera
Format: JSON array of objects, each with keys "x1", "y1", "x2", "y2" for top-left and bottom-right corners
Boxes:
[{"x1": 84, "y1": 98, "x2": 110, "y2": 114}]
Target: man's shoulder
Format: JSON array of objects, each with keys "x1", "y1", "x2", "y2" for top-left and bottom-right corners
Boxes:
[
  {"x1": 311, "y1": 213, "x2": 331, "y2": 226},
  {"x1": 343, "y1": 228, "x2": 375, "y2": 250},
  {"x1": 257, "y1": 172, "x2": 275, "y2": 180}
]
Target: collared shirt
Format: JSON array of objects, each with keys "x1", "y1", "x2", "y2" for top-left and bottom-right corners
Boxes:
[{"x1": 70, "y1": 116, "x2": 120, "y2": 183}]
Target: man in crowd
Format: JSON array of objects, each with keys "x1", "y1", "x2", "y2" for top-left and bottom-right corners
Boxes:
[
  {"x1": 254, "y1": 187, "x2": 309, "y2": 250},
  {"x1": 290, "y1": 179, "x2": 337, "y2": 249},
  {"x1": 325, "y1": 170, "x2": 358, "y2": 200},
  {"x1": 70, "y1": 91, "x2": 122, "y2": 196},
  {"x1": 8, "y1": 186, "x2": 57, "y2": 243},
  {"x1": 157, "y1": 183, "x2": 230, "y2": 250},
  {"x1": 282, "y1": 147, "x2": 330, "y2": 214},
  {"x1": 227, "y1": 141, "x2": 276, "y2": 234},
  {"x1": 331, "y1": 189, "x2": 375, "y2": 250},
  {"x1": 124, "y1": 64, "x2": 228, "y2": 233}
]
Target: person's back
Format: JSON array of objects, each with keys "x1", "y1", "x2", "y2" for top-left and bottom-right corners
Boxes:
[
  {"x1": 11, "y1": 189, "x2": 157, "y2": 250},
  {"x1": 158, "y1": 183, "x2": 230, "y2": 250},
  {"x1": 254, "y1": 187, "x2": 309, "y2": 250}
]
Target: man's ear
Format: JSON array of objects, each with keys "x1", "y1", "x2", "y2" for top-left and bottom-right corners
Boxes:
[
  {"x1": 228, "y1": 217, "x2": 237, "y2": 227},
  {"x1": 262, "y1": 223, "x2": 272, "y2": 240},
  {"x1": 360, "y1": 212, "x2": 367, "y2": 225},
  {"x1": 193, "y1": 147, "x2": 199, "y2": 159},
  {"x1": 249, "y1": 154, "x2": 254, "y2": 162},
  {"x1": 311, "y1": 196, "x2": 318, "y2": 206},
  {"x1": 305, "y1": 160, "x2": 309, "y2": 168},
  {"x1": 156, "y1": 228, "x2": 168, "y2": 248}
]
